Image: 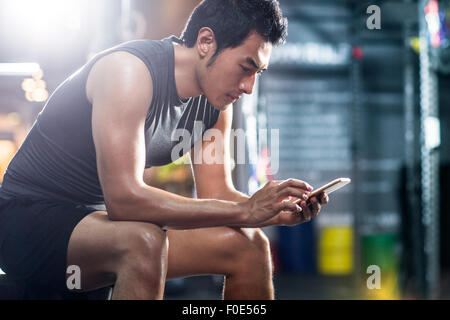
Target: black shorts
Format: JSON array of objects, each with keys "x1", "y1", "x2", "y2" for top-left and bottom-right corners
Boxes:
[{"x1": 0, "y1": 196, "x2": 100, "y2": 293}]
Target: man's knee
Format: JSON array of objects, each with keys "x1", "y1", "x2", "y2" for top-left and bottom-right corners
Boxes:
[
  {"x1": 229, "y1": 228, "x2": 272, "y2": 268},
  {"x1": 243, "y1": 228, "x2": 271, "y2": 259},
  {"x1": 117, "y1": 222, "x2": 168, "y2": 267}
]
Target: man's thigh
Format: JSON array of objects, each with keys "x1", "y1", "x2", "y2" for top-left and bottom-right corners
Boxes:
[
  {"x1": 67, "y1": 211, "x2": 267, "y2": 289},
  {"x1": 166, "y1": 227, "x2": 266, "y2": 280},
  {"x1": 66, "y1": 210, "x2": 164, "y2": 291}
]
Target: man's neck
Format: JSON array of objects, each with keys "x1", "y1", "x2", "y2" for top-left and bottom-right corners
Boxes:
[{"x1": 173, "y1": 43, "x2": 202, "y2": 99}]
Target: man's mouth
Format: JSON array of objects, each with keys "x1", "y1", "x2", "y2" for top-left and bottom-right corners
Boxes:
[{"x1": 227, "y1": 94, "x2": 240, "y2": 102}]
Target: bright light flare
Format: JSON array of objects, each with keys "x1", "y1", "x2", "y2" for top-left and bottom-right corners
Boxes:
[
  {"x1": 425, "y1": 116, "x2": 441, "y2": 150},
  {"x1": 4, "y1": 0, "x2": 83, "y2": 38},
  {"x1": 0, "y1": 63, "x2": 40, "y2": 76}
]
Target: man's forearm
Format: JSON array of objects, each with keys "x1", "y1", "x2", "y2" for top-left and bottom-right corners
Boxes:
[
  {"x1": 213, "y1": 188, "x2": 250, "y2": 203},
  {"x1": 107, "y1": 184, "x2": 246, "y2": 230}
]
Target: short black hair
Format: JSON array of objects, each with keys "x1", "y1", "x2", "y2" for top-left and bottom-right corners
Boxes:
[{"x1": 181, "y1": 0, "x2": 287, "y2": 57}]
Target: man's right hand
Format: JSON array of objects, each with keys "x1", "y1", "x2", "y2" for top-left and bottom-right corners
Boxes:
[{"x1": 238, "y1": 179, "x2": 313, "y2": 227}]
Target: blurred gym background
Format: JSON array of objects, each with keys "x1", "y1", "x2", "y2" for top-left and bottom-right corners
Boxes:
[{"x1": 0, "y1": 0, "x2": 449, "y2": 300}]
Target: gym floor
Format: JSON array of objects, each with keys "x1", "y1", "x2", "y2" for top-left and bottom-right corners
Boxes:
[
  {"x1": 164, "y1": 274, "x2": 357, "y2": 300},
  {"x1": 164, "y1": 272, "x2": 450, "y2": 300}
]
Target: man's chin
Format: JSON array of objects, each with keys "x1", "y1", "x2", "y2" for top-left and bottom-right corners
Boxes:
[
  {"x1": 203, "y1": 94, "x2": 233, "y2": 110},
  {"x1": 210, "y1": 100, "x2": 231, "y2": 111}
]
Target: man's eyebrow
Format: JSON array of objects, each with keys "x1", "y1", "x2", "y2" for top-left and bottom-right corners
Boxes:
[{"x1": 246, "y1": 57, "x2": 267, "y2": 71}]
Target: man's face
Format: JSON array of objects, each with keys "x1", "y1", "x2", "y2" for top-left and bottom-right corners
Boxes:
[{"x1": 197, "y1": 31, "x2": 272, "y2": 110}]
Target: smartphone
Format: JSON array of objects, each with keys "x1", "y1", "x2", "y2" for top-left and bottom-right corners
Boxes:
[{"x1": 295, "y1": 178, "x2": 351, "y2": 204}]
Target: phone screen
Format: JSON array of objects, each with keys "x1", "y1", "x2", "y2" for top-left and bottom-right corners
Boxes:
[{"x1": 294, "y1": 178, "x2": 351, "y2": 204}]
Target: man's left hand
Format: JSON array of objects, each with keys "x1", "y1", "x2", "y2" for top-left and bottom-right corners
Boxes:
[{"x1": 277, "y1": 192, "x2": 329, "y2": 226}]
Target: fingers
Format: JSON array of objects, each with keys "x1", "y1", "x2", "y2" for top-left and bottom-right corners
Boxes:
[
  {"x1": 275, "y1": 179, "x2": 313, "y2": 202},
  {"x1": 264, "y1": 180, "x2": 328, "y2": 225},
  {"x1": 298, "y1": 197, "x2": 321, "y2": 221},
  {"x1": 308, "y1": 197, "x2": 321, "y2": 217},
  {"x1": 318, "y1": 192, "x2": 329, "y2": 205},
  {"x1": 277, "y1": 187, "x2": 310, "y2": 202},
  {"x1": 275, "y1": 178, "x2": 313, "y2": 193},
  {"x1": 275, "y1": 200, "x2": 302, "y2": 214},
  {"x1": 297, "y1": 200, "x2": 312, "y2": 221}
]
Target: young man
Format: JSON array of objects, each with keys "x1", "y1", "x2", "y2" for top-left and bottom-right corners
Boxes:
[{"x1": 0, "y1": 0, "x2": 328, "y2": 299}]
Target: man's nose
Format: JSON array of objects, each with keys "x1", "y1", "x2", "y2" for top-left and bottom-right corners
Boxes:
[{"x1": 239, "y1": 74, "x2": 256, "y2": 95}]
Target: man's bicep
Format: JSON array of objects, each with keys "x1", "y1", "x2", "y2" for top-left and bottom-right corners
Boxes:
[{"x1": 89, "y1": 52, "x2": 153, "y2": 203}]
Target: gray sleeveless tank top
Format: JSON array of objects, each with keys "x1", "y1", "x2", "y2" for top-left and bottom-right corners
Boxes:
[{"x1": 0, "y1": 36, "x2": 221, "y2": 205}]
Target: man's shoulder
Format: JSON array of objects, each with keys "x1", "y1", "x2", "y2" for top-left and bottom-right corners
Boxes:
[
  {"x1": 87, "y1": 38, "x2": 169, "y2": 70},
  {"x1": 85, "y1": 50, "x2": 153, "y2": 107},
  {"x1": 97, "y1": 38, "x2": 165, "y2": 54}
]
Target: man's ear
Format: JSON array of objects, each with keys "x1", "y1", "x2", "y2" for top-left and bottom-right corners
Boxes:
[{"x1": 196, "y1": 27, "x2": 216, "y2": 59}]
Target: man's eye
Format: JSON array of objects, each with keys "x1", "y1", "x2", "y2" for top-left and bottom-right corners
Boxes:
[{"x1": 241, "y1": 65, "x2": 250, "y2": 72}]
